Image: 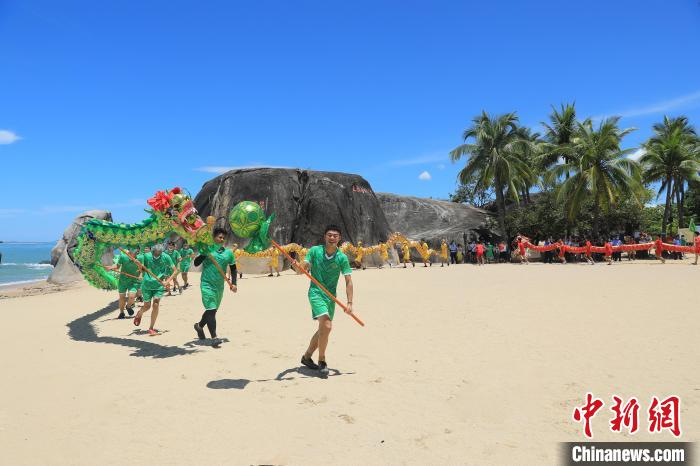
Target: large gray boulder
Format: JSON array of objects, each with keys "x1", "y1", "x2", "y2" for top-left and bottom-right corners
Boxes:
[
  {"x1": 48, "y1": 210, "x2": 112, "y2": 284},
  {"x1": 377, "y1": 192, "x2": 500, "y2": 248},
  {"x1": 50, "y1": 210, "x2": 113, "y2": 266},
  {"x1": 194, "y1": 168, "x2": 392, "y2": 247}
]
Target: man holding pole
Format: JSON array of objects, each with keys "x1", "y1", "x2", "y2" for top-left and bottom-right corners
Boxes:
[
  {"x1": 193, "y1": 227, "x2": 237, "y2": 348},
  {"x1": 133, "y1": 244, "x2": 177, "y2": 336},
  {"x1": 106, "y1": 246, "x2": 141, "y2": 319},
  {"x1": 293, "y1": 225, "x2": 354, "y2": 376}
]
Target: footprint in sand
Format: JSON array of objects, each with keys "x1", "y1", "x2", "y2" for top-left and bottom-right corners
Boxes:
[
  {"x1": 300, "y1": 396, "x2": 328, "y2": 406},
  {"x1": 338, "y1": 414, "x2": 355, "y2": 424}
]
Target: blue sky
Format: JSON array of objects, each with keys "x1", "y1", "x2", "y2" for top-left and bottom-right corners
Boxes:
[{"x1": 1, "y1": 0, "x2": 700, "y2": 241}]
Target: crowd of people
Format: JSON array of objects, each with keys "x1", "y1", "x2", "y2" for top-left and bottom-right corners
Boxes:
[{"x1": 347, "y1": 230, "x2": 700, "y2": 268}]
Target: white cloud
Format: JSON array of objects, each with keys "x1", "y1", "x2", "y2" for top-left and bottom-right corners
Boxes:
[
  {"x1": 418, "y1": 171, "x2": 432, "y2": 181},
  {"x1": 0, "y1": 130, "x2": 21, "y2": 145},
  {"x1": 593, "y1": 89, "x2": 700, "y2": 121},
  {"x1": 195, "y1": 165, "x2": 292, "y2": 174},
  {"x1": 629, "y1": 148, "x2": 646, "y2": 161},
  {"x1": 437, "y1": 163, "x2": 446, "y2": 170}
]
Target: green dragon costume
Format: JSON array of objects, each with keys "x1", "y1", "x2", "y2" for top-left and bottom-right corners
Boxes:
[{"x1": 74, "y1": 187, "x2": 273, "y2": 290}]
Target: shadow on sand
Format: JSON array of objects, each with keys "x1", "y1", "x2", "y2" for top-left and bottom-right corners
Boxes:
[
  {"x1": 206, "y1": 365, "x2": 356, "y2": 390},
  {"x1": 66, "y1": 301, "x2": 198, "y2": 359}
]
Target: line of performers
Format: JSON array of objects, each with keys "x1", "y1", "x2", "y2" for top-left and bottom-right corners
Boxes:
[{"x1": 105, "y1": 225, "x2": 355, "y2": 376}]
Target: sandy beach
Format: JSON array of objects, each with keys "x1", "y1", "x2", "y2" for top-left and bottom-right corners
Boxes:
[{"x1": 0, "y1": 260, "x2": 697, "y2": 465}]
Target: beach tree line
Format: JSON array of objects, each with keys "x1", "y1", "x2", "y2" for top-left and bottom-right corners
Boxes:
[{"x1": 448, "y1": 104, "x2": 700, "y2": 240}]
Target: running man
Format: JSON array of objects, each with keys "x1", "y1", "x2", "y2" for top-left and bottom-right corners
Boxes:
[
  {"x1": 354, "y1": 241, "x2": 366, "y2": 270},
  {"x1": 655, "y1": 236, "x2": 666, "y2": 264},
  {"x1": 517, "y1": 236, "x2": 529, "y2": 264},
  {"x1": 179, "y1": 243, "x2": 195, "y2": 289},
  {"x1": 401, "y1": 242, "x2": 413, "y2": 268},
  {"x1": 164, "y1": 242, "x2": 182, "y2": 295},
  {"x1": 694, "y1": 231, "x2": 700, "y2": 265},
  {"x1": 378, "y1": 242, "x2": 391, "y2": 269},
  {"x1": 106, "y1": 246, "x2": 141, "y2": 318},
  {"x1": 193, "y1": 228, "x2": 237, "y2": 347},
  {"x1": 440, "y1": 239, "x2": 449, "y2": 267},
  {"x1": 294, "y1": 225, "x2": 354, "y2": 376},
  {"x1": 475, "y1": 241, "x2": 485, "y2": 265},
  {"x1": 133, "y1": 244, "x2": 177, "y2": 336},
  {"x1": 604, "y1": 241, "x2": 613, "y2": 265},
  {"x1": 421, "y1": 239, "x2": 431, "y2": 267},
  {"x1": 268, "y1": 247, "x2": 281, "y2": 277}
]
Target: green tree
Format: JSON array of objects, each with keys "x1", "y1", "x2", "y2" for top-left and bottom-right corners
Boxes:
[
  {"x1": 448, "y1": 171, "x2": 494, "y2": 208},
  {"x1": 547, "y1": 117, "x2": 642, "y2": 237},
  {"x1": 449, "y1": 111, "x2": 532, "y2": 238},
  {"x1": 640, "y1": 116, "x2": 700, "y2": 236},
  {"x1": 540, "y1": 102, "x2": 579, "y2": 174}
]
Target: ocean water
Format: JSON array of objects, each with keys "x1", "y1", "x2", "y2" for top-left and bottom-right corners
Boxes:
[{"x1": 0, "y1": 242, "x2": 54, "y2": 287}]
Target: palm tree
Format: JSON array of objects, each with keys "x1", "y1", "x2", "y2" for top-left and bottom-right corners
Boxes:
[
  {"x1": 449, "y1": 111, "x2": 532, "y2": 238},
  {"x1": 540, "y1": 103, "x2": 579, "y2": 173},
  {"x1": 519, "y1": 128, "x2": 544, "y2": 203},
  {"x1": 547, "y1": 117, "x2": 642, "y2": 237},
  {"x1": 640, "y1": 116, "x2": 700, "y2": 236}
]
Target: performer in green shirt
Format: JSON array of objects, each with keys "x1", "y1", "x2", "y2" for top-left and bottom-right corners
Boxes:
[
  {"x1": 193, "y1": 228, "x2": 237, "y2": 347},
  {"x1": 178, "y1": 244, "x2": 195, "y2": 289},
  {"x1": 293, "y1": 225, "x2": 354, "y2": 376},
  {"x1": 164, "y1": 242, "x2": 182, "y2": 295},
  {"x1": 133, "y1": 244, "x2": 178, "y2": 336},
  {"x1": 106, "y1": 246, "x2": 142, "y2": 319}
]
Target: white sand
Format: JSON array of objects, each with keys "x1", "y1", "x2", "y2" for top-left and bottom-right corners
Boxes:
[{"x1": 0, "y1": 260, "x2": 697, "y2": 465}]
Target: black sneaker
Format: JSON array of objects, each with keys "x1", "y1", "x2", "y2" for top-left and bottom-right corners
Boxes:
[
  {"x1": 301, "y1": 355, "x2": 319, "y2": 370},
  {"x1": 194, "y1": 323, "x2": 206, "y2": 340},
  {"x1": 117, "y1": 313, "x2": 126, "y2": 319},
  {"x1": 318, "y1": 360, "x2": 329, "y2": 376},
  {"x1": 126, "y1": 306, "x2": 135, "y2": 316}
]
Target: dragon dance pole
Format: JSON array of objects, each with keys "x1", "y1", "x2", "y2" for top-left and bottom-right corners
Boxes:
[
  {"x1": 117, "y1": 247, "x2": 167, "y2": 288},
  {"x1": 111, "y1": 269, "x2": 141, "y2": 280},
  {"x1": 269, "y1": 239, "x2": 365, "y2": 327},
  {"x1": 205, "y1": 251, "x2": 236, "y2": 289}
]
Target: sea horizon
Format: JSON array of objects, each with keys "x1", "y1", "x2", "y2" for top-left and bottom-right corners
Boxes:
[{"x1": 0, "y1": 242, "x2": 54, "y2": 286}]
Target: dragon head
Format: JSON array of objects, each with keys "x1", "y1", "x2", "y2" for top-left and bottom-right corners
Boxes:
[{"x1": 147, "y1": 187, "x2": 206, "y2": 236}]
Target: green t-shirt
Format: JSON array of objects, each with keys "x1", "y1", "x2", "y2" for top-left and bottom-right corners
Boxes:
[
  {"x1": 136, "y1": 252, "x2": 174, "y2": 290},
  {"x1": 201, "y1": 246, "x2": 236, "y2": 288},
  {"x1": 304, "y1": 245, "x2": 352, "y2": 296},
  {"x1": 164, "y1": 249, "x2": 181, "y2": 266},
  {"x1": 179, "y1": 247, "x2": 194, "y2": 267},
  {"x1": 114, "y1": 252, "x2": 140, "y2": 277}
]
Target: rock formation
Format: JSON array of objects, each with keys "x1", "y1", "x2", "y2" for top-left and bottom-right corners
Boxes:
[
  {"x1": 49, "y1": 210, "x2": 112, "y2": 284},
  {"x1": 194, "y1": 168, "x2": 392, "y2": 247},
  {"x1": 377, "y1": 193, "x2": 500, "y2": 247}
]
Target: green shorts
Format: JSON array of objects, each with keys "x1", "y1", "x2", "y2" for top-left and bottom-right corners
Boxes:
[
  {"x1": 141, "y1": 287, "x2": 164, "y2": 302},
  {"x1": 118, "y1": 278, "x2": 139, "y2": 294},
  {"x1": 309, "y1": 290, "x2": 335, "y2": 321},
  {"x1": 201, "y1": 283, "x2": 224, "y2": 310},
  {"x1": 180, "y1": 262, "x2": 191, "y2": 272}
]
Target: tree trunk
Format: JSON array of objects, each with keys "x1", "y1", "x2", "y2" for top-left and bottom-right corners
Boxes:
[
  {"x1": 494, "y1": 175, "x2": 508, "y2": 240},
  {"x1": 592, "y1": 199, "x2": 600, "y2": 239},
  {"x1": 676, "y1": 179, "x2": 685, "y2": 229},
  {"x1": 661, "y1": 175, "x2": 673, "y2": 237}
]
